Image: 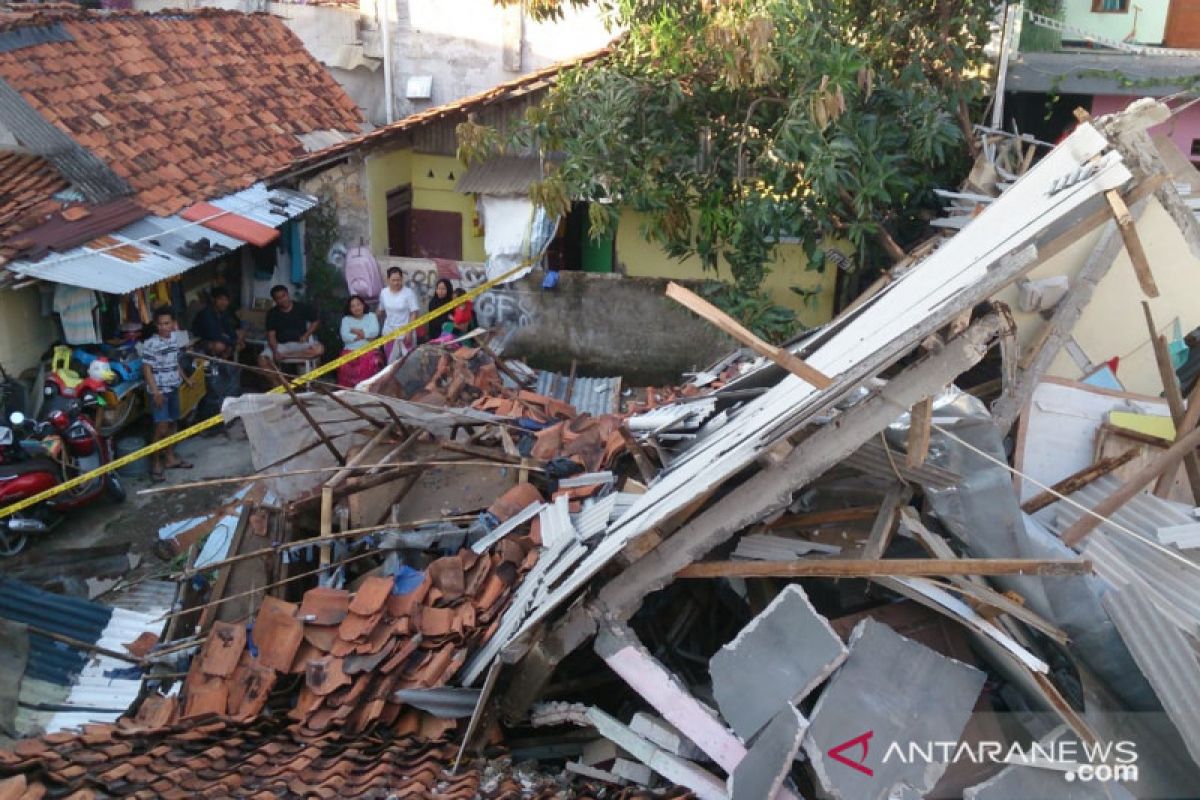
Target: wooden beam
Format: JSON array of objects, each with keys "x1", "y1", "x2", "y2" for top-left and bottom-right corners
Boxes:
[
  {"x1": 665, "y1": 281, "x2": 833, "y2": 389},
  {"x1": 498, "y1": 316, "x2": 1011, "y2": 721},
  {"x1": 767, "y1": 506, "x2": 878, "y2": 529},
  {"x1": 268, "y1": 361, "x2": 345, "y2": 466},
  {"x1": 860, "y1": 484, "x2": 911, "y2": 560},
  {"x1": 1157, "y1": 376, "x2": 1200, "y2": 496},
  {"x1": 676, "y1": 558, "x2": 1092, "y2": 579},
  {"x1": 1020, "y1": 448, "x2": 1140, "y2": 514},
  {"x1": 1142, "y1": 303, "x2": 1200, "y2": 500},
  {"x1": 1061, "y1": 424, "x2": 1200, "y2": 546},
  {"x1": 618, "y1": 425, "x2": 657, "y2": 484},
  {"x1": 26, "y1": 624, "x2": 144, "y2": 665},
  {"x1": 906, "y1": 398, "x2": 933, "y2": 468}
]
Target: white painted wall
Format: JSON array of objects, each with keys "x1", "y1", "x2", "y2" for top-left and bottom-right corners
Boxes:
[
  {"x1": 131, "y1": 0, "x2": 612, "y2": 126},
  {"x1": 1060, "y1": 0, "x2": 1170, "y2": 45}
]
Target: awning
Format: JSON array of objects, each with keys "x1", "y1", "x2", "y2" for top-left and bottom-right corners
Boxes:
[
  {"x1": 5, "y1": 184, "x2": 318, "y2": 294},
  {"x1": 455, "y1": 156, "x2": 551, "y2": 195}
]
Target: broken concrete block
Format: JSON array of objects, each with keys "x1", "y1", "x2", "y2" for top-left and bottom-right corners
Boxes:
[
  {"x1": 730, "y1": 705, "x2": 806, "y2": 800},
  {"x1": 595, "y1": 622, "x2": 745, "y2": 771},
  {"x1": 585, "y1": 707, "x2": 727, "y2": 800},
  {"x1": 710, "y1": 584, "x2": 848, "y2": 741},
  {"x1": 581, "y1": 737, "x2": 624, "y2": 767},
  {"x1": 802, "y1": 618, "x2": 986, "y2": 800},
  {"x1": 611, "y1": 758, "x2": 653, "y2": 786},
  {"x1": 630, "y1": 712, "x2": 705, "y2": 760},
  {"x1": 963, "y1": 763, "x2": 1136, "y2": 799},
  {"x1": 565, "y1": 760, "x2": 625, "y2": 785}
]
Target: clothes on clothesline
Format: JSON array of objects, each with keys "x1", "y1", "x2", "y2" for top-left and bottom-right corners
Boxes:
[{"x1": 52, "y1": 284, "x2": 100, "y2": 345}]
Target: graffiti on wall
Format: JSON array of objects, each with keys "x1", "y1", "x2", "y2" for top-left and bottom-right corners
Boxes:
[{"x1": 474, "y1": 289, "x2": 535, "y2": 330}]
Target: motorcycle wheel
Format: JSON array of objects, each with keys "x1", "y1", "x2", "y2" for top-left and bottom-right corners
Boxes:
[
  {"x1": 106, "y1": 472, "x2": 127, "y2": 503},
  {"x1": 0, "y1": 527, "x2": 28, "y2": 557}
]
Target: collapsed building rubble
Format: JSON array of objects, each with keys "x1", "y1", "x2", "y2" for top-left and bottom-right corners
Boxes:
[{"x1": 2, "y1": 103, "x2": 1200, "y2": 799}]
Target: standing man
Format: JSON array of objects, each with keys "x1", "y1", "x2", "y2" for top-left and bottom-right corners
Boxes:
[
  {"x1": 140, "y1": 306, "x2": 191, "y2": 482},
  {"x1": 257, "y1": 285, "x2": 323, "y2": 378}
]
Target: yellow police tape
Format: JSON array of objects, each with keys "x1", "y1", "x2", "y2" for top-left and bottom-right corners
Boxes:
[{"x1": 0, "y1": 260, "x2": 534, "y2": 521}]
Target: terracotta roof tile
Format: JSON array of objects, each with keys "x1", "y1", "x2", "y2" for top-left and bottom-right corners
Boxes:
[
  {"x1": 251, "y1": 596, "x2": 303, "y2": 672},
  {"x1": 0, "y1": 10, "x2": 363, "y2": 218},
  {"x1": 347, "y1": 575, "x2": 393, "y2": 616}
]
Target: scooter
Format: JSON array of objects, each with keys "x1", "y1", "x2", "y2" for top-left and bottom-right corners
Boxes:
[{"x1": 0, "y1": 401, "x2": 125, "y2": 557}]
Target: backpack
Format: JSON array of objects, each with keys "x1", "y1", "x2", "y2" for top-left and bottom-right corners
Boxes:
[{"x1": 344, "y1": 246, "x2": 383, "y2": 304}]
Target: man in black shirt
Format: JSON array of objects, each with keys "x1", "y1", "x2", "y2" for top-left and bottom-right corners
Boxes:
[{"x1": 257, "y1": 285, "x2": 323, "y2": 374}]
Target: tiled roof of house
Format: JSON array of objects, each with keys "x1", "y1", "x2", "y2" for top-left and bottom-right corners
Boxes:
[
  {"x1": 275, "y1": 46, "x2": 612, "y2": 179},
  {"x1": 0, "y1": 150, "x2": 68, "y2": 261},
  {"x1": 0, "y1": 9, "x2": 364, "y2": 218}
]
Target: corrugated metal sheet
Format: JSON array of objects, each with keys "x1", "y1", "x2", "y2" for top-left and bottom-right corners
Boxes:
[
  {"x1": 393, "y1": 687, "x2": 480, "y2": 718},
  {"x1": 501, "y1": 122, "x2": 1132, "y2": 648},
  {"x1": 572, "y1": 493, "x2": 617, "y2": 541},
  {"x1": 502, "y1": 369, "x2": 621, "y2": 416},
  {"x1": 732, "y1": 533, "x2": 842, "y2": 560},
  {"x1": 0, "y1": 22, "x2": 73, "y2": 54},
  {"x1": 456, "y1": 157, "x2": 547, "y2": 195},
  {"x1": 0, "y1": 78, "x2": 131, "y2": 203},
  {"x1": 843, "y1": 439, "x2": 961, "y2": 489},
  {"x1": 627, "y1": 399, "x2": 717, "y2": 434},
  {"x1": 0, "y1": 578, "x2": 111, "y2": 685},
  {"x1": 1103, "y1": 583, "x2": 1200, "y2": 769},
  {"x1": 8, "y1": 183, "x2": 318, "y2": 293}
]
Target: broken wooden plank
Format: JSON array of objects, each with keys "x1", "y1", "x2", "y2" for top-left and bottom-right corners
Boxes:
[
  {"x1": 500, "y1": 314, "x2": 1011, "y2": 720},
  {"x1": 1020, "y1": 448, "x2": 1140, "y2": 514},
  {"x1": 860, "y1": 484, "x2": 912, "y2": 560},
  {"x1": 1156, "y1": 376, "x2": 1200, "y2": 496},
  {"x1": 665, "y1": 281, "x2": 833, "y2": 389},
  {"x1": 676, "y1": 557, "x2": 1092, "y2": 579},
  {"x1": 617, "y1": 425, "x2": 657, "y2": 484},
  {"x1": 1061, "y1": 423, "x2": 1200, "y2": 546},
  {"x1": 1107, "y1": 189, "x2": 1158, "y2": 297},
  {"x1": 768, "y1": 506, "x2": 878, "y2": 529},
  {"x1": 1142, "y1": 303, "x2": 1200, "y2": 500},
  {"x1": 906, "y1": 398, "x2": 933, "y2": 468}
]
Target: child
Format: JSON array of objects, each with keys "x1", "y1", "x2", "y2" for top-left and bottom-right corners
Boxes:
[{"x1": 452, "y1": 288, "x2": 475, "y2": 336}]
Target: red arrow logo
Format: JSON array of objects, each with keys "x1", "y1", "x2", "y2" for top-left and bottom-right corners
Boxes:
[{"x1": 828, "y1": 730, "x2": 875, "y2": 777}]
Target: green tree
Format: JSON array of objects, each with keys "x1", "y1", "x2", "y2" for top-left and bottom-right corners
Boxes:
[{"x1": 461, "y1": 0, "x2": 998, "y2": 292}]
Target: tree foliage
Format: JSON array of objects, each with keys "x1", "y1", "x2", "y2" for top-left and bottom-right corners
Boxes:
[{"x1": 464, "y1": 0, "x2": 998, "y2": 291}]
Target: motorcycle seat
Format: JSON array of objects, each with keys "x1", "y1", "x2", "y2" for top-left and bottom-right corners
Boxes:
[{"x1": 0, "y1": 456, "x2": 58, "y2": 478}]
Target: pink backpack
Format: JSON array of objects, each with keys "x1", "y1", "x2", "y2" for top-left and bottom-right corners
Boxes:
[{"x1": 344, "y1": 246, "x2": 383, "y2": 304}]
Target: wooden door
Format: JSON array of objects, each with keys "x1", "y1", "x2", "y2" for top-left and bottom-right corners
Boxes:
[
  {"x1": 1165, "y1": 0, "x2": 1200, "y2": 48},
  {"x1": 409, "y1": 209, "x2": 462, "y2": 260}
]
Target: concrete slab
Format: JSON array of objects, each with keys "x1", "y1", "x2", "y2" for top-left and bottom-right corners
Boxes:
[
  {"x1": 630, "y1": 712, "x2": 705, "y2": 760},
  {"x1": 710, "y1": 584, "x2": 848, "y2": 741},
  {"x1": 611, "y1": 758, "x2": 653, "y2": 786},
  {"x1": 963, "y1": 763, "x2": 1136, "y2": 799},
  {"x1": 730, "y1": 705, "x2": 806, "y2": 800},
  {"x1": 802, "y1": 618, "x2": 986, "y2": 800}
]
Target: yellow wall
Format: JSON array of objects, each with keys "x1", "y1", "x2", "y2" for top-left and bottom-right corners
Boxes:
[
  {"x1": 614, "y1": 209, "x2": 840, "y2": 327},
  {"x1": 364, "y1": 149, "x2": 485, "y2": 262},
  {"x1": 365, "y1": 148, "x2": 411, "y2": 253},
  {"x1": 0, "y1": 286, "x2": 55, "y2": 375},
  {"x1": 993, "y1": 198, "x2": 1200, "y2": 396}
]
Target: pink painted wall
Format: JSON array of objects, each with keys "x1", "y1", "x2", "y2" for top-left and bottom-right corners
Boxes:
[{"x1": 1091, "y1": 95, "x2": 1200, "y2": 162}]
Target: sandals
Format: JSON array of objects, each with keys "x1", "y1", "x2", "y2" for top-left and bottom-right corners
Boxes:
[
  {"x1": 166, "y1": 460, "x2": 194, "y2": 470},
  {"x1": 150, "y1": 470, "x2": 166, "y2": 483}
]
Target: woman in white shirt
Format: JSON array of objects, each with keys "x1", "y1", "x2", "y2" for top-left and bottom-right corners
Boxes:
[
  {"x1": 378, "y1": 267, "x2": 420, "y2": 364},
  {"x1": 336, "y1": 295, "x2": 383, "y2": 386}
]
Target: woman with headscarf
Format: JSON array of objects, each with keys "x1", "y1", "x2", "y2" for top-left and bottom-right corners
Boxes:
[{"x1": 426, "y1": 278, "x2": 454, "y2": 341}]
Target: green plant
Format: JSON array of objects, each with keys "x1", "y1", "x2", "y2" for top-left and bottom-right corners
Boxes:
[
  {"x1": 698, "y1": 280, "x2": 801, "y2": 345},
  {"x1": 301, "y1": 196, "x2": 347, "y2": 362},
  {"x1": 474, "y1": 0, "x2": 996, "y2": 294}
]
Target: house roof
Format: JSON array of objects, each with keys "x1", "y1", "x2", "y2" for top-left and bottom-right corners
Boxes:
[
  {"x1": 0, "y1": 9, "x2": 364, "y2": 219},
  {"x1": 274, "y1": 46, "x2": 611, "y2": 180},
  {"x1": 0, "y1": 150, "x2": 69, "y2": 262},
  {"x1": 1008, "y1": 51, "x2": 1200, "y2": 97}
]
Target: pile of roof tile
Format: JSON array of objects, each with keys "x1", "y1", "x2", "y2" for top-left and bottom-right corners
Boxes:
[
  {"x1": 173, "y1": 538, "x2": 539, "y2": 738},
  {"x1": 0, "y1": 718, "x2": 478, "y2": 800}
]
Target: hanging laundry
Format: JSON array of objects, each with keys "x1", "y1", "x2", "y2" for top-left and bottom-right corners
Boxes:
[{"x1": 52, "y1": 284, "x2": 101, "y2": 344}]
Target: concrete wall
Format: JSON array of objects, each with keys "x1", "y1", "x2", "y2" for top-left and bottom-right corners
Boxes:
[
  {"x1": 1061, "y1": 0, "x2": 1169, "y2": 45},
  {"x1": 498, "y1": 271, "x2": 733, "y2": 383},
  {"x1": 993, "y1": 196, "x2": 1200, "y2": 395},
  {"x1": 616, "y1": 209, "x2": 841, "y2": 324},
  {"x1": 132, "y1": 0, "x2": 610, "y2": 127},
  {"x1": 1092, "y1": 94, "x2": 1200, "y2": 160},
  {"x1": 301, "y1": 157, "x2": 371, "y2": 247},
  {"x1": 0, "y1": 286, "x2": 56, "y2": 376}
]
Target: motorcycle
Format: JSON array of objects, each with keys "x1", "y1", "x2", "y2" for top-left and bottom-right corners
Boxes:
[{"x1": 0, "y1": 401, "x2": 125, "y2": 557}]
